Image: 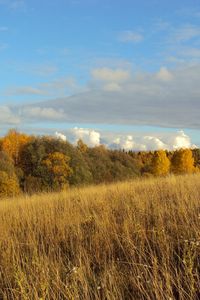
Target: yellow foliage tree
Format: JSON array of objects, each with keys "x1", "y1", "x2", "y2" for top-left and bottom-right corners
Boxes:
[
  {"x1": 151, "y1": 150, "x2": 170, "y2": 176},
  {"x1": 42, "y1": 152, "x2": 73, "y2": 190},
  {"x1": 77, "y1": 139, "x2": 88, "y2": 153},
  {"x1": 0, "y1": 171, "x2": 20, "y2": 198},
  {"x1": 171, "y1": 149, "x2": 195, "y2": 174},
  {"x1": 2, "y1": 129, "x2": 32, "y2": 166}
]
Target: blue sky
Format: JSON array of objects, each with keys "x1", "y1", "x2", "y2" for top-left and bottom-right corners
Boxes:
[{"x1": 0, "y1": 0, "x2": 200, "y2": 150}]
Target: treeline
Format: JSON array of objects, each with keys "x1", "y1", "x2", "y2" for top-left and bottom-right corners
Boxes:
[{"x1": 0, "y1": 129, "x2": 199, "y2": 197}]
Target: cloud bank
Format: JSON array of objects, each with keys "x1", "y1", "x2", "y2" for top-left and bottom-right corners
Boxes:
[
  {"x1": 54, "y1": 129, "x2": 196, "y2": 151},
  {"x1": 5, "y1": 63, "x2": 197, "y2": 130}
]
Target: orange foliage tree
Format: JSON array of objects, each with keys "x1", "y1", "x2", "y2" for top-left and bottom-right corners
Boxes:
[
  {"x1": 1, "y1": 129, "x2": 32, "y2": 166},
  {"x1": 0, "y1": 151, "x2": 20, "y2": 197},
  {"x1": 171, "y1": 149, "x2": 195, "y2": 174},
  {"x1": 151, "y1": 150, "x2": 170, "y2": 176},
  {"x1": 0, "y1": 171, "x2": 20, "y2": 198},
  {"x1": 42, "y1": 152, "x2": 73, "y2": 190}
]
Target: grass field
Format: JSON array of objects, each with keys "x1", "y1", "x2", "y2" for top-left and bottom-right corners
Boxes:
[{"x1": 0, "y1": 174, "x2": 200, "y2": 299}]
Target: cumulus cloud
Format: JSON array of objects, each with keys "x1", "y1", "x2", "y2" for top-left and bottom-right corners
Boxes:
[
  {"x1": 107, "y1": 130, "x2": 196, "y2": 151},
  {"x1": 118, "y1": 30, "x2": 144, "y2": 43},
  {"x1": 52, "y1": 128, "x2": 196, "y2": 151},
  {"x1": 167, "y1": 130, "x2": 197, "y2": 150},
  {"x1": 55, "y1": 131, "x2": 67, "y2": 142},
  {"x1": 71, "y1": 127, "x2": 101, "y2": 147}
]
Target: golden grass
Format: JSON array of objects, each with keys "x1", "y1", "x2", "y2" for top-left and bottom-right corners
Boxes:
[{"x1": 0, "y1": 174, "x2": 200, "y2": 299}]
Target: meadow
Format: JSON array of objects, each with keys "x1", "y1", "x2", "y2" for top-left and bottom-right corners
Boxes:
[{"x1": 0, "y1": 174, "x2": 200, "y2": 299}]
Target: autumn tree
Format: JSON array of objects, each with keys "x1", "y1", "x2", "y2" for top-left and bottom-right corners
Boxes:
[
  {"x1": 2, "y1": 129, "x2": 31, "y2": 166},
  {"x1": 171, "y1": 149, "x2": 195, "y2": 174},
  {"x1": 20, "y1": 136, "x2": 93, "y2": 187},
  {"x1": 42, "y1": 152, "x2": 73, "y2": 190},
  {"x1": 151, "y1": 150, "x2": 170, "y2": 176},
  {"x1": 0, "y1": 151, "x2": 20, "y2": 197},
  {"x1": 77, "y1": 139, "x2": 88, "y2": 153}
]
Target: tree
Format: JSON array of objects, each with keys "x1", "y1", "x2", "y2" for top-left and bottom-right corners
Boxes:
[
  {"x1": 151, "y1": 150, "x2": 170, "y2": 176},
  {"x1": 42, "y1": 152, "x2": 73, "y2": 191},
  {"x1": 0, "y1": 171, "x2": 20, "y2": 198},
  {"x1": 0, "y1": 151, "x2": 20, "y2": 197},
  {"x1": 1, "y1": 129, "x2": 31, "y2": 166},
  {"x1": 171, "y1": 149, "x2": 195, "y2": 174},
  {"x1": 77, "y1": 139, "x2": 88, "y2": 153},
  {"x1": 20, "y1": 136, "x2": 93, "y2": 187}
]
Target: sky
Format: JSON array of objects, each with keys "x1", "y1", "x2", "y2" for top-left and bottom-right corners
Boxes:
[{"x1": 0, "y1": 0, "x2": 200, "y2": 150}]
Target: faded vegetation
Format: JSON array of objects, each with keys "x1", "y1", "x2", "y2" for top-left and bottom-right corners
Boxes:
[{"x1": 0, "y1": 174, "x2": 200, "y2": 299}]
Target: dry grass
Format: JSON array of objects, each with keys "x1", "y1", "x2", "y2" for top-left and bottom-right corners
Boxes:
[{"x1": 0, "y1": 174, "x2": 200, "y2": 299}]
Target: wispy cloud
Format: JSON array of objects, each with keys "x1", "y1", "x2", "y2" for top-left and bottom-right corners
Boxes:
[
  {"x1": 91, "y1": 67, "x2": 130, "y2": 82},
  {"x1": 12, "y1": 62, "x2": 58, "y2": 76},
  {"x1": 170, "y1": 24, "x2": 200, "y2": 43},
  {"x1": 118, "y1": 30, "x2": 144, "y2": 43},
  {"x1": 4, "y1": 76, "x2": 79, "y2": 97},
  {"x1": 5, "y1": 86, "x2": 47, "y2": 96}
]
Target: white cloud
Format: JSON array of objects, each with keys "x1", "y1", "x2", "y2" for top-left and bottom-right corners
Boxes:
[
  {"x1": 107, "y1": 130, "x2": 196, "y2": 151},
  {"x1": 167, "y1": 130, "x2": 197, "y2": 150},
  {"x1": 118, "y1": 30, "x2": 144, "y2": 43},
  {"x1": 53, "y1": 129, "x2": 196, "y2": 151},
  {"x1": 71, "y1": 127, "x2": 100, "y2": 147},
  {"x1": 91, "y1": 67, "x2": 130, "y2": 82},
  {"x1": 55, "y1": 131, "x2": 67, "y2": 142}
]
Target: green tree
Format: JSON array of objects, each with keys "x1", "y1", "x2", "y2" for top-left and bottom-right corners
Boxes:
[{"x1": 20, "y1": 136, "x2": 93, "y2": 188}]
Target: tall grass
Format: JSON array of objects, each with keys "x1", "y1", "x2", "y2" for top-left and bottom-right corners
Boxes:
[{"x1": 0, "y1": 174, "x2": 200, "y2": 299}]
